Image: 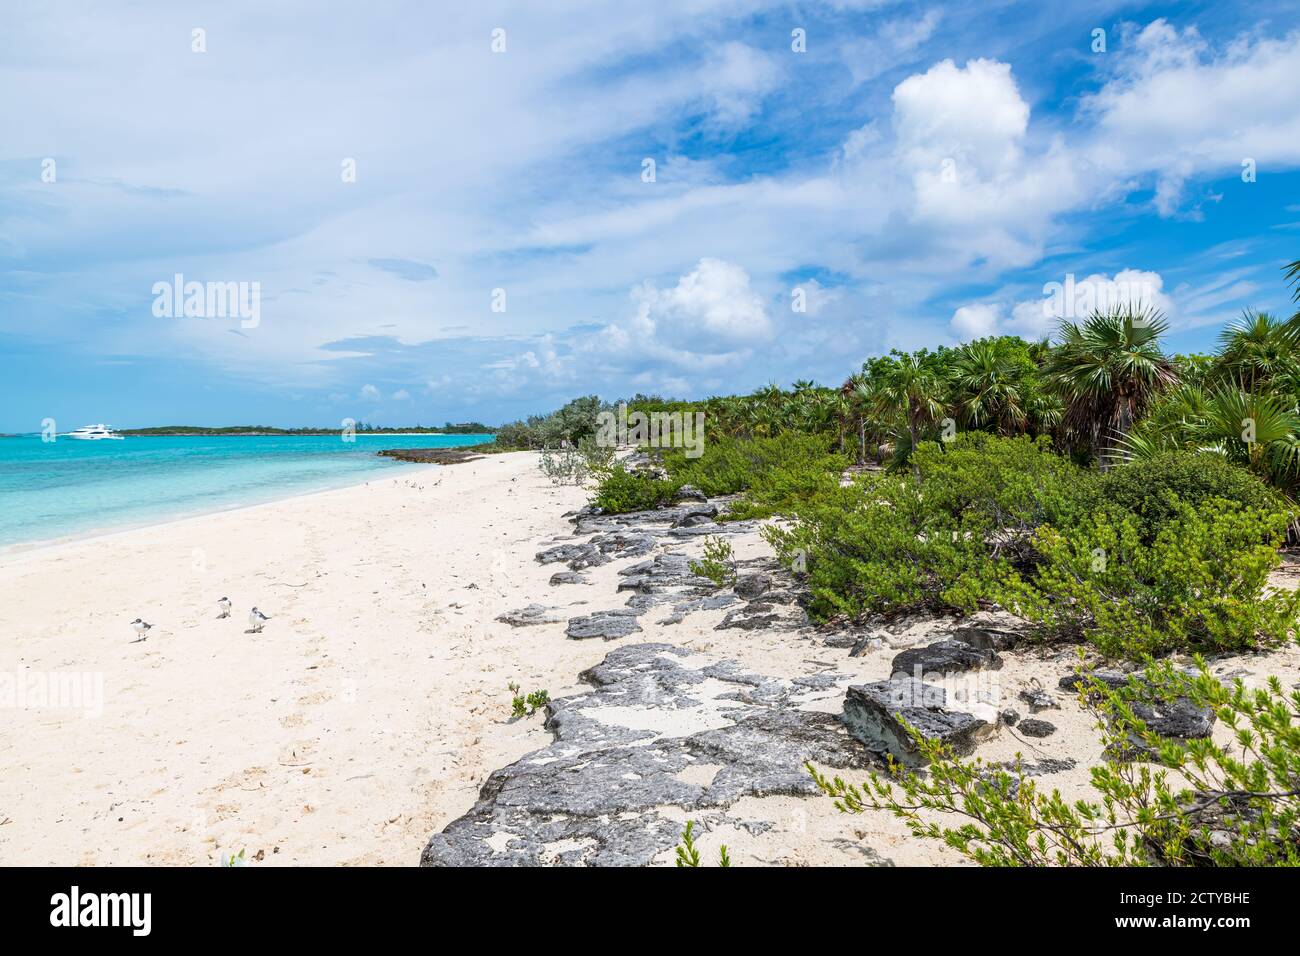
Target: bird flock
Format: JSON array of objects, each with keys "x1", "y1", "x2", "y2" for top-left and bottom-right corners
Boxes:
[{"x1": 130, "y1": 597, "x2": 270, "y2": 642}]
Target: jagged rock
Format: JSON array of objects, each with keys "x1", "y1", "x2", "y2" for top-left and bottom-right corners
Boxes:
[
  {"x1": 716, "y1": 606, "x2": 785, "y2": 631},
  {"x1": 668, "y1": 522, "x2": 756, "y2": 538},
  {"x1": 565, "y1": 608, "x2": 644, "y2": 640},
  {"x1": 1060, "y1": 669, "x2": 1215, "y2": 750},
  {"x1": 734, "y1": 573, "x2": 773, "y2": 600},
  {"x1": 549, "y1": 571, "x2": 590, "y2": 586},
  {"x1": 842, "y1": 678, "x2": 996, "y2": 767},
  {"x1": 890, "y1": 639, "x2": 1001, "y2": 678},
  {"x1": 659, "y1": 593, "x2": 740, "y2": 625},
  {"x1": 495, "y1": 604, "x2": 564, "y2": 627},
  {"x1": 420, "y1": 643, "x2": 870, "y2": 867},
  {"x1": 675, "y1": 484, "x2": 708, "y2": 501},
  {"x1": 535, "y1": 541, "x2": 611, "y2": 570},
  {"x1": 1018, "y1": 718, "x2": 1056, "y2": 738},
  {"x1": 676, "y1": 513, "x2": 715, "y2": 528},
  {"x1": 590, "y1": 531, "x2": 657, "y2": 559},
  {"x1": 617, "y1": 552, "x2": 711, "y2": 593},
  {"x1": 1001, "y1": 708, "x2": 1020, "y2": 726},
  {"x1": 949, "y1": 610, "x2": 1030, "y2": 652},
  {"x1": 1018, "y1": 687, "x2": 1059, "y2": 713}
]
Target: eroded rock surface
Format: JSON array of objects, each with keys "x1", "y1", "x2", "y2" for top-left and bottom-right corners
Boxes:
[
  {"x1": 842, "y1": 677, "x2": 998, "y2": 767},
  {"x1": 420, "y1": 643, "x2": 872, "y2": 867}
]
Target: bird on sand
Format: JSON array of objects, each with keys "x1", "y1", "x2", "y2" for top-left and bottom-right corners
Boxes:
[
  {"x1": 248, "y1": 607, "x2": 270, "y2": 633},
  {"x1": 217, "y1": 596, "x2": 232, "y2": 619},
  {"x1": 130, "y1": 618, "x2": 153, "y2": 642}
]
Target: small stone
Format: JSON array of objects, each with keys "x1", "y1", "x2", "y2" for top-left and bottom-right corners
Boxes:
[
  {"x1": 549, "y1": 571, "x2": 590, "y2": 586},
  {"x1": 495, "y1": 604, "x2": 563, "y2": 627},
  {"x1": 565, "y1": 609, "x2": 643, "y2": 640},
  {"x1": 733, "y1": 573, "x2": 772, "y2": 600},
  {"x1": 1017, "y1": 718, "x2": 1057, "y2": 738},
  {"x1": 890, "y1": 639, "x2": 1001, "y2": 678}
]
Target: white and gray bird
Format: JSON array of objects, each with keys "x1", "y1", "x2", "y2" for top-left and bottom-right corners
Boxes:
[
  {"x1": 248, "y1": 607, "x2": 270, "y2": 633},
  {"x1": 217, "y1": 596, "x2": 232, "y2": 619},
  {"x1": 130, "y1": 618, "x2": 153, "y2": 641}
]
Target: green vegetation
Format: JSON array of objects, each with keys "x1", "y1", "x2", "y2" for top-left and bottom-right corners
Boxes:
[
  {"x1": 810, "y1": 659, "x2": 1300, "y2": 866},
  {"x1": 674, "y1": 820, "x2": 732, "y2": 868},
  {"x1": 764, "y1": 434, "x2": 1082, "y2": 620},
  {"x1": 537, "y1": 437, "x2": 615, "y2": 486},
  {"x1": 508, "y1": 683, "x2": 550, "y2": 719},
  {"x1": 590, "y1": 464, "x2": 682, "y2": 513},
  {"x1": 689, "y1": 536, "x2": 737, "y2": 588}
]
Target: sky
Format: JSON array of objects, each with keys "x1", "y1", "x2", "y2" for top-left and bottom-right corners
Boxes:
[{"x1": 3, "y1": 0, "x2": 1300, "y2": 431}]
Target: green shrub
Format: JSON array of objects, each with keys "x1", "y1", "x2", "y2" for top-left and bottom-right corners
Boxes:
[
  {"x1": 1082, "y1": 451, "x2": 1289, "y2": 543},
  {"x1": 674, "y1": 820, "x2": 732, "y2": 868},
  {"x1": 665, "y1": 433, "x2": 845, "y2": 499},
  {"x1": 766, "y1": 434, "x2": 1085, "y2": 620},
  {"x1": 991, "y1": 499, "x2": 1300, "y2": 657},
  {"x1": 810, "y1": 659, "x2": 1300, "y2": 866},
  {"x1": 590, "y1": 464, "x2": 682, "y2": 513},
  {"x1": 689, "y1": 536, "x2": 737, "y2": 588},
  {"x1": 508, "y1": 682, "x2": 550, "y2": 719}
]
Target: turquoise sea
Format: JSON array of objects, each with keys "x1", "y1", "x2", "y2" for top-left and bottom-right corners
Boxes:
[{"x1": 0, "y1": 433, "x2": 492, "y2": 550}]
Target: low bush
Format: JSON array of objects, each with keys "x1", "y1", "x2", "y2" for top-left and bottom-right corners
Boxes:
[
  {"x1": 537, "y1": 437, "x2": 616, "y2": 486},
  {"x1": 689, "y1": 536, "x2": 737, "y2": 588},
  {"x1": 665, "y1": 433, "x2": 845, "y2": 500},
  {"x1": 990, "y1": 499, "x2": 1300, "y2": 657},
  {"x1": 810, "y1": 659, "x2": 1300, "y2": 866},
  {"x1": 1081, "y1": 451, "x2": 1288, "y2": 544},
  {"x1": 590, "y1": 464, "x2": 682, "y2": 514},
  {"x1": 765, "y1": 434, "x2": 1086, "y2": 620}
]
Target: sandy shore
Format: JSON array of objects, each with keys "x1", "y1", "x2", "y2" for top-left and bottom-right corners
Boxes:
[
  {"x1": 4, "y1": 449, "x2": 1298, "y2": 867},
  {"x1": 0, "y1": 452, "x2": 598, "y2": 865}
]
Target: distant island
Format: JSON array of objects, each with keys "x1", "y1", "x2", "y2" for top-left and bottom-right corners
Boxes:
[{"x1": 119, "y1": 422, "x2": 496, "y2": 436}]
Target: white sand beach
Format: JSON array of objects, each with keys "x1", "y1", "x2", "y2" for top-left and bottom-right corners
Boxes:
[{"x1": 3, "y1": 450, "x2": 1298, "y2": 867}]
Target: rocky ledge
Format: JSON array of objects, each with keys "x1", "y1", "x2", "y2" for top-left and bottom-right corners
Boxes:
[{"x1": 420, "y1": 643, "x2": 871, "y2": 866}]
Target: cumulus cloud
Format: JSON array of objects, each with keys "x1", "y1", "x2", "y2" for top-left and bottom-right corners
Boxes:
[
  {"x1": 1083, "y1": 20, "x2": 1300, "y2": 216},
  {"x1": 950, "y1": 269, "x2": 1175, "y2": 341},
  {"x1": 359, "y1": 383, "x2": 381, "y2": 401}
]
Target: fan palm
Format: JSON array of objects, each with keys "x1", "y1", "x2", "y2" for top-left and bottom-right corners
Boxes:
[
  {"x1": 1044, "y1": 305, "x2": 1178, "y2": 465},
  {"x1": 871, "y1": 353, "x2": 947, "y2": 472},
  {"x1": 1214, "y1": 310, "x2": 1300, "y2": 392},
  {"x1": 950, "y1": 340, "x2": 1029, "y2": 435},
  {"x1": 1116, "y1": 383, "x2": 1300, "y2": 492}
]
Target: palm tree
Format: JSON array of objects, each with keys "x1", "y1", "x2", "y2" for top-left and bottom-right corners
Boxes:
[
  {"x1": 1118, "y1": 382, "x2": 1300, "y2": 492},
  {"x1": 1214, "y1": 310, "x2": 1299, "y2": 393},
  {"x1": 871, "y1": 353, "x2": 947, "y2": 472},
  {"x1": 1044, "y1": 305, "x2": 1178, "y2": 465},
  {"x1": 950, "y1": 339, "x2": 1029, "y2": 435}
]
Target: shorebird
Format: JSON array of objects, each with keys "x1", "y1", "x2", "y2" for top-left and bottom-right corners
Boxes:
[
  {"x1": 217, "y1": 596, "x2": 232, "y2": 619},
  {"x1": 248, "y1": 607, "x2": 270, "y2": 633},
  {"x1": 130, "y1": 618, "x2": 153, "y2": 641}
]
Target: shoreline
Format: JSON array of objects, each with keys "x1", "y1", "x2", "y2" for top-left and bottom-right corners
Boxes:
[{"x1": 0, "y1": 461, "x2": 441, "y2": 562}]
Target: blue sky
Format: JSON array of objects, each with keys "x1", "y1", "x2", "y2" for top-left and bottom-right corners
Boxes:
[{"x1": 3, "y1": 0, "x2": 1300, "y2": 430}]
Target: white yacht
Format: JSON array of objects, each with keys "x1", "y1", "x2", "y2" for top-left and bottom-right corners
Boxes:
[{"x1": 65, "y1": 423, "x2": 124, "y2": 440}]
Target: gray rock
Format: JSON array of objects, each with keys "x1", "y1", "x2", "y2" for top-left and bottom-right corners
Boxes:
[
  {"x1": 1018, "y1": 687, "x2": 1059, "y2": 713},
  {"x1": 675, "y1": 484, "x2": 708, "y2": 501},
  {"x1": 1000, "y1": 708, "x2": 1020, "y2": 726},
  {"x1": 734, "y1": 573, "x2": 773, "y2": 600},
  {"x1": 890, "y1": 639, "x2": 1001, "y2": 678},
  {"x1": 1060, "y1": 668, "x2": 1215, "y2": 751},
  {"x1": 565, "y1": 608, "x2": 644, "y2": 640},
  {"x1": 420, "y1": 642, "x2": 871, "y2": 867},
  {"x1": 1017, "y1": 718, "x2": 1056, "y2": 738},
  {"x1": 495, "y1": 604, "x2": 564, "y2": 627},
  {"x1": 842, "y1": 678, "x2": 996, "y2": 767},
  {"x1": 715, "y1": 606, "x2": 785, "y2": 631},
  {"x1": 548, "y1": 571, "x2": 590, "y2": 586}
]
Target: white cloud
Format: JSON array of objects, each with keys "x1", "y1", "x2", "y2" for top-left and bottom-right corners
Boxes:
[
  {"x1": 391, "y1": 388, "x2": 411, "y2": 401},
  {"x1": 1083, "y1": 20, "x2": 1300, "y2": 216},
  {"x1": 950, "y1": 302, "x2": 1001, "y2": 339},
  {"x1": 359, "y1": 383, "x2": 381, "y2": 401},
  {"x1": 951, "y1": 269, "x2": 1176, "y2": 341}
]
